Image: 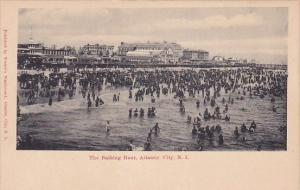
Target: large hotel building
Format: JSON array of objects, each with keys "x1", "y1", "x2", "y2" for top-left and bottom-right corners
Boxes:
[{"x1": 118, "y1": 41, "x2": 184, "y2": 64}]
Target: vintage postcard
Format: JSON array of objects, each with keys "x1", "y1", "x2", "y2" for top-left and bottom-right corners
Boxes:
[{"x1": 1, "y1": 1, "x2": 299, "y2": 190}]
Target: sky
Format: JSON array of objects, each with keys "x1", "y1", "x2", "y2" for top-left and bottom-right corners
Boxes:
[{"x1": 18, "y1": 7, "x2": 288, "y2": 64}]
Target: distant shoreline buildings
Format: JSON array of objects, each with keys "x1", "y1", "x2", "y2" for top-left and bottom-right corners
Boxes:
[{"x1": 17, "y1": 40, "x2": 263, "y2": 68}]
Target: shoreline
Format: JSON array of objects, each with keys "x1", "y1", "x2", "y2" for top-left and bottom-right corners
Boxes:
[{"x1": 17, "y1": 63, "x2": 287, "y2": 70}]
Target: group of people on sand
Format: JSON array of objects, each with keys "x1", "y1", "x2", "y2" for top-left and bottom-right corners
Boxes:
[{"x1": 17, "y1": 66, "x2": 287, "y2": 151}]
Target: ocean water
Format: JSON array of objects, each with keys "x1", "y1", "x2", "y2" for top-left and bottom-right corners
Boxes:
[{"x1": 17, "y1": 68, "x2": 287, "y2": 151}]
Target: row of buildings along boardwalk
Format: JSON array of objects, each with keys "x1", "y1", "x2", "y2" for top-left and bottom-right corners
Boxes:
[{"x1": 17, "y1": 40, "x2": 258, "y2": 68}]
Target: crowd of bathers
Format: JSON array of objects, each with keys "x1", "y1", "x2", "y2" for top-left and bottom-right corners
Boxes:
[{"x1": 17, "y1": 66, "x2": 287, "y2": 150}]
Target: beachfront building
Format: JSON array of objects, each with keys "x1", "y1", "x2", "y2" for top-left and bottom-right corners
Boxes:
[
  {"x1": 18, "y1": 43, "x2": 44, "y2": 55},
  {"x1": 42, "y1": 46, "x2": 77, "y2": 64},
  {"x1": 226, "y1": 57, "x2": 242, "y2": 66},
  {"x1": 43, "y1": 46, "x2": 76, "y2": 56},
  {"x1": 181, "y1": 49, "x2": 209, "y2": 64},
  {"x1": 118, "y1": 41, "x2": 183, "y2": 64},
  {"x1": 17, "y1": 43, "x2": 78, "y2": 65},
  {"x1": 256, "y1": 63, "x2": 287, "y2": 70},
  {"x1": 79, "y1": 44, "x2": 114, "y2": 57},
  {"x1": 211, "y1": 56, "x2": 227, "y2": 65},
  {"x1": 18, "y1": 43, "x2": 76, "y2": 56},
  {"x1": 77, "y1": 44, "x2": 115, "y2": 65},
  {"x1": 125, "y1": 50, "x2": 163, "y2": 64}
]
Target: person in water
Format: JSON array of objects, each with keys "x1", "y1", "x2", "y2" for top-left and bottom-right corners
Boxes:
[
  {"x1": 187, "y1": 115, "x2": 192, "y2": 124},
  {"x1": 225, "y1": 114, "x2": 230, "y2": 121},
  {"x1": 106, "y1": 121, "x2": 110, "y2": 134},
  {"x1": 128, "y1": 108, "x2": 133, "y2": 118},
  {"x1": 271, "y1": 97, "x2": 275, "y2": 103},
  {"x1": 95, "y1": 96, "x2": 99, "y2": 107},
  {"x1": 151, "y1": 95, "x2": 155, "y2": 103},
  {"x1": 147, "y1": 128, "x2": 153, "y2": 140},
  {"x1": 99, "y1": 98, "x2": 104, "y2": 105},
  {"x1": 216, "y1": 124, "x2": 222, "y2": 132},
  {"x1": 234, "y1": 127, "x2": 240, "y2": 138},
  {"x1": 17, "y1": 135, "x2": 23, "y2": 148},
  {"x1": 48, "y1": 96, "x2": 52, "y2": 106},
  {"x1": 241, "y1": 123, "x2": 247, "y2": 132},
  {"x1": 179, "y1": 98, "x2": 183, "y2": 106},
  {"x1": 139, "y1": 108, "x2": 144, "y2": 117},
  {"x1": 218, "y1": 134, "x2": 224, "y2": 145},
  {"x1": 222, "y1": 97, "x2": 226, "y2": 104},
  {"x1": 87, "y1": 98, "x2": 92, "y2": 109},
  {"x1": 113, "y1": 94, "x2": 117, "y2": 102},
  {"x1": 25, "y1": 134, "x2": 33, "y2": 148},
  {"x1": 196, "y1": 99, "x2": 200, "y2": 108},
  {"x1": 249, "y1": 126, "x2": 255, "y2": 133},
  {"x1": 192, "y1": 125, "x2": 197, "y2": 136},
  {"x1": 203, "y1": 108, "x2": 210, "y2": 120},
  {"x1": 144, "y1": 138, "x2": 152, "y2": 151},
  {"x1": 129, "y1": 140, "x2": 136, "y2": 151},
  {"x1": 179, "y1": 105, "x2": 185, "y2": 113},
  {"x1": 198, "y1": 145, "x2": 204, "y2": 151},
  {"x1": 257, "y1": 144, "x2": 262, "y2": 151},
  {"x1": 134, "y1": 108, "x2": 139, "y2": 117},
  {"x1": 250, "y1": 120, "x2": 257, "y2": 129},
  {"x1": 152, "y1": 122, "x2": 160, "y2": 136},
  {"x1": 272, "y1": 105, "x2": 277, "y2": 112}
]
